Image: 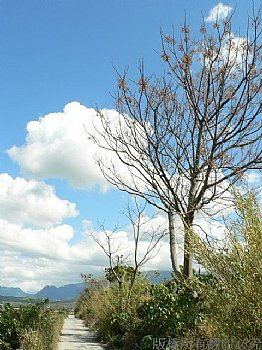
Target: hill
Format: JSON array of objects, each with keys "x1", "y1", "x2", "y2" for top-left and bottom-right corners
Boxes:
[
  {"x1": 34, "y1": 283, "x2": 85, "y2": 301},
  {"x1": 0, "y1": 286, "x2": 30, "y2": 298},
  {"x1": 0, "y1": 270, "x2": 173, "y2": 301}
]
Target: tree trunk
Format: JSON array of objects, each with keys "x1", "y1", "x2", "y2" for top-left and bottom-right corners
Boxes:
[
  {"x1": 183, "y1": 218, "x2": 193, "y2": 278},
  {"x1": 168, "y1": 209, "x2": 181, "y2": 278}
]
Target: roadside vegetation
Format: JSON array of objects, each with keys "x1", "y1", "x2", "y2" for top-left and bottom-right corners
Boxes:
[
  {"x1": 194, "y1": 189, "x2": 262, "y2": 340},
  {"x1": 0, "y1": 299, "x2": 67, "y2": 350},
  {"x1": 75, "y1": 190, "x2": 262, "y2": 349}
]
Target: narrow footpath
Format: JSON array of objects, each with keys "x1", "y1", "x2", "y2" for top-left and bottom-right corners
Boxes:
[{"x1": 58, "y1": 314, "x2": 105, "y2": 350}]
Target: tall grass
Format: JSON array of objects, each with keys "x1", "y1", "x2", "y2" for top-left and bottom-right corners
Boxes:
[
  {"x1": 20, "y1": 310, "x2": 66, "y2": 350},
  {"x1": 0, "y1": 300, "x2": 67, "y2": 350},
  {"x1": 194, "y1": 189, "x2": 262, "y2": 340},
  {"x1": 75, "y1": 275, "x2": 151, "y2": 349}
]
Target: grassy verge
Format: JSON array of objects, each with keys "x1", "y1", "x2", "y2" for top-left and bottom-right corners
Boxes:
[{"x1": 0, "y1": 300, "x2": 68, "y2": 350}]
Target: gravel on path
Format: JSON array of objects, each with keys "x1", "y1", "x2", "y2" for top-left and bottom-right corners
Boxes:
[{"x1": 58, "y1": 314, "x2": 105, "y2": 350}]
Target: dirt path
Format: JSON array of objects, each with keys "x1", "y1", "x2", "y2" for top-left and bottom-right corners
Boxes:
[{"x1": 58, "y1": 314, "x2": 105, "y2": 350}]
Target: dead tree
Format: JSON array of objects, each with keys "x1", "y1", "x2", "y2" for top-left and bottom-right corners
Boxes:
[
  {"x1": 90, "y1": 10, "x2": 261, "y2": 278},
  {"x1": 88, "y1": 199, "x2": 167, "y2": 297},
  {"x1": 89, "y1": 223, "x2": 127, "y2": 289},
  {"x1": 124, "y1": 198, "x2": 167, "y2": 296}
]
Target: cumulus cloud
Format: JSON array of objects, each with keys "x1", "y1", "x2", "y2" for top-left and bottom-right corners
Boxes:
[
  {"x1": 0, "y1": 214, "x2": 167, "y2": 292},
  {"x1": 205, "y1": 2, "x2": 233, "y2": 23},
  {"x1": 7, "y1": 102, "x2": 236, "y2": 215},
  {"x1": 0, "y1": 173, "x2": 78, "y2": 228},
  {"x1": 7, "y1": 102, "x2": 115, "y2": 191},
  {"x1": 3, "y1": 101, "x2": 235, "y2": 292},
  {"x1": 245, "y1": 171, "x2": 262, "y2": 184},
  {"x1": 201, "y1": 32, "x2": 248, "y2": 71},
  {"x1": 0, "y1": 218, "x2": 108, "y2": 292},
  {"x1": 0, "y1": 220, "x2": 74, "y2": 259},
  {"x1": 221, "y1": 33, "x2": 248, "y2": 67},
  {"x1": 0, "y1": 254, "x2": 105, "y2": 293},
  {"x1": 7, "y1": 102, "x2": 154, "y2": 193},
  {"x1": 0, "y1": 207, "x2": 173, "y2": 292},
  {"x1": 0, "y1": 205, "x2": 228, "y2": 292}
]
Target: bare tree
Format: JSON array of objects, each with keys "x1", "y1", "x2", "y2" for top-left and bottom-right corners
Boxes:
[
  {"x1": 89, "y1": 200, "x2": 166, "y2": 297},
  {"x1": 90, "y1": 10, "x2": 261, "y2": 278},
  {"x1": 89, "y1": 223, "x2": 127, "y2": 289},
  {"x1": 124, "y1": 197, "x2": 167, "y2": 297}
]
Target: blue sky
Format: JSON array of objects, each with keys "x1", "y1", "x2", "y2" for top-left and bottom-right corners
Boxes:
[{"x1": 0, "y1": 0, "x2": 260, "y2": 292}]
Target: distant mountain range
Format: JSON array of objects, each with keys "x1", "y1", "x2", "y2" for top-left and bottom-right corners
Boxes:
[
  {"x1": 0, "y1": 286, "x2": 30, "y2": 298},
  {"x1": 34, "y1": 283, "x2": 85, "y2": 300},
  {"x1": 0, "y1": 283, "x2": 85, "y2": 301},
  {"x1": 0, "y1": 271, "x2": 173, "y2": 301}
]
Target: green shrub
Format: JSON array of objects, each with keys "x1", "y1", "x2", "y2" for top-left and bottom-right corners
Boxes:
[
  {"x1": 0, "y1": 339, "x2": 12, "y2": 350},
  {"x1": 136, "y1": 278, "x2": 204, "y2": 347},
  {"x1": 0, "y1": 300, "x2": 67, "y2": 350},
  {"x1": 20, "y1": 310, "x2": 66, "y2": 350},
  {"x1": 76, "y1": 190, "x2": 262, "y2": 349},
  {"x1": 0, "y1": 303, "x2": 22, "y2": 349}
]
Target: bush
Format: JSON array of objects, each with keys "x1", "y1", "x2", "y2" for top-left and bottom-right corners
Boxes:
[
  {"x1": 0, "y1": 339, "x2": 12, "y2": 350},
  {"x1": 75, "y1": 274, "x2": 151, "y2": 349},
  {"x1": 0, "y1": 303, "x2": 22, "y2": 349},
  {"x1": 20, "y1": 310, "x2": 66, "y2": 350},
  {"x1": 0, "y1": 300, "x2": 67, "y2": 350},
  {"x1": 136, "y1": 278, "x2": 205, "y2": 349}
]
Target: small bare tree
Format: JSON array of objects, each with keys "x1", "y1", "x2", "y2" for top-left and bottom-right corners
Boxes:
[
  {"x1": 89, "y1": 223, "x2": 127, "y2": 290},
  {"x1": 124, "y1": 197, "x2": 167, "y2": 296},
  {"x1": 90, "y1": 9, "x2": 261, "y2": 278},
  {"x1": 89, "y1": 199, "x2": 167, "y2": 297}
]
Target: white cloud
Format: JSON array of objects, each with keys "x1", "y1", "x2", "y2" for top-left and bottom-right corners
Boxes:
[
  {"x1": 0, "y1": 254, "x2": 105, "y2": 293},
  {"x1": 205, "y1": 2, "x2": 233, "y2": 23},
  {"x1": 0, "y1": 173, "x2": 78, "y2": 228},
  {"x1": 3, "y1": 101, "x2": 235, "y2": 292},
  {"x1": 0, "y1": 218, "x2": 107, "y2": 292},
  {"x1": 6, "y1": 102, "x2": 160, "y2": 193},
  {"x1": 0, "y1": 205, "x2": 229, "y2": 293},
  {"x1": 0, "y1": 210, "x2": 172, "y2": 292},
  {"x1": 245, "y1": 171, "x2": 262, "y2": 184},
  {"x1": 0, "y1": 219, "x2": 73, "y2": 258},
  {"x1": 221, "y1": 33, "x2": 248, "y2": 66},
  {"x1": 7, "y1": 102, "x2": 236, "y2": 217},
  {"x1": 7, "y1": 102, "x2": 114, "y2": 191}
]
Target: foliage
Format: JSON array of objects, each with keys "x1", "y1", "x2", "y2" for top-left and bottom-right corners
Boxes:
[
  {"x1": 195, "y1": 190, "x2": 262, "y2": 340},
  {"x1": 75, "y1": 269, "x2": 205, "y2": 349},
  {"x1": 105, "y1": 265, "x2": 141, "y2": 287},
  {"x1": 0, "y1": 300, "x2": 67, "y2": 350},
  {"x1": 75, "y1": 273, "x2": 151, "y2": 349},
  {"x1": 0, "y1": 339, "x2": 12, "y2": 350},
  {"x1": 76, "y1": 190, "x2": 262, "y2": 349},
  {"x1": 137, "y1": 279, "x2": 204, "y2": 340}
]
